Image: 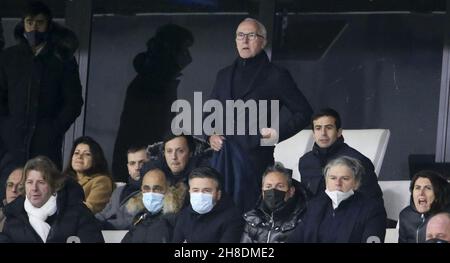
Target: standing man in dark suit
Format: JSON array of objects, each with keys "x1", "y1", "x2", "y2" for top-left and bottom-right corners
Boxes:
[{"x1": 207, "y1": 18, "x2": 312, "y2": 211}]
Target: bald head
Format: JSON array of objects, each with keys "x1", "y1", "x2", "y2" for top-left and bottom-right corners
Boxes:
[
  {"x1": 141, "y1": 169, "x2": 167, "y2": 194},
  {"x1": 426, "y1": 213, "x2": 450, "y2": 242}
]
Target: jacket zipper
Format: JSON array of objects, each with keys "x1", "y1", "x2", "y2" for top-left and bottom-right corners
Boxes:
[
  {"x1": 416, "y1": 214, "x2": 425, "y2": 243},
  {"x1": 266, "y1": 213, "x2": 274, "y2": 243}
]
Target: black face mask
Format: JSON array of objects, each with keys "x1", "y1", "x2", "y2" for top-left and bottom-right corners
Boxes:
[
  {"x1": 263, "y1": 188, "x2": 287, "y2": 211},
  {"x1": 425, "y1": 238, "x2": 449, "y2": 243},
  {"x1": 23, "y1": 30, "x2": 49, "y2": 47}
]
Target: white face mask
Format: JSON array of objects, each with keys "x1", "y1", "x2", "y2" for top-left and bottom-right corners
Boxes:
[
  {"x1": 190, "y1": 192, "x2": 214, "y2": 214},
  {"x1": 325, "y1": 189, "x2": 354, "y2": 209}
]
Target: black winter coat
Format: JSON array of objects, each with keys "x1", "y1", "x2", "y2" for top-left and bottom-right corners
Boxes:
[
  {"x1": 208, "y1": 51, "x2": 313, "y2": 182},
  {"x1": 121, "y1": 211, "x2": 177, "y2": 243},
  {"x1": 172, "y1": 194, "x2": 244, "y2": 243},
  {"x1": 288, "y1": 191, "x2": 386, "y2": 243},
  {"x1": 1, "y1": 179, "x2": 103, "y2": 243},
  {"x1": 298, "y1": 137, "x2": 383, "y2": 201},
  {"x1": 241, "y1": 181, "x2": 308, "y2": 243},
  {"x1": 0, "y1": 22, "x2": 83, "y2": 167}
]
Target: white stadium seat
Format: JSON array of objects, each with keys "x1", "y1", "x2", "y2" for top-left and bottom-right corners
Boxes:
[
  {"x1": 384, "y1": 228, "x2": 399, "y2": 243},
  {"x1": 102, "y1": 230, "x2": 128, "y2": 243},
  {"x1": 378, "y1": 180, "x2": 411, "y2": 221}
]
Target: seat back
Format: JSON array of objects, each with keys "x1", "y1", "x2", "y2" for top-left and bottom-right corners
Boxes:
[
  {"x1": 384, "y1": 228, "x2": 399, "y2": 243},
  {"x1": 273, "y1": 130, "x2": 314, "y2": 181},
  {"x1": 379, "y1": 180, "x2": 411, "y2": 221},
  {"x1": 102, "y1": 230, "x2": 128, "y2": 243},
  {"x1": 341, "y1": 129, "x2": 390, "y2": 176},
  {"x1": 273, "y1": 129, "x2": 390, "y2": 181}
]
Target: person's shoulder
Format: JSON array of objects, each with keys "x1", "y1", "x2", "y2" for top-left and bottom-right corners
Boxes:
[
  {"x1": 111, "y1": 185, "x2": 126, "y2": 195},
  {"x1": 90, "y1": 174, "x2": 113, "y2": 184},
  {"x1": 216, "y1": 63, "x2": 234, "y2": 76},
  {"x1": 307, "y1": 191, "x2": 328, "y2": 206},
  {"x1": 0, "y1": 44, "x2": 27, "y2": 60},
  {"x1": 399, "y1": 205, "x2": 414, "y2": 218},
  {"x1": 267, "y1": 60, "x2": 294, "y2": 77},
  {"x1": 299, "y1": 150, "x2": 315, "y2": 162},
  {"x1": 340, "y1": 143, "x2": 373, "y2": 164},
  {"x1": 3, "y1": 196, "x2": 25, "y2": 217},
  {"x1": 242, "y1": 209, "x2": 263, "y2": 224}
]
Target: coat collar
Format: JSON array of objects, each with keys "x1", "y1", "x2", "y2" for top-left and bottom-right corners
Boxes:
[{"x1": 229, "y1": 50, "x2": 271, "y2": 99}]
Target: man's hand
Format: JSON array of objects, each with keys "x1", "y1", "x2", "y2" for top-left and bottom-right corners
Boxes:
[
  {"x1": 260, "y1": 128, "x2": 277, "y2": 139},
  {"x1": 260, "y1": 128, "x2": 279, "y2": 146},
  {"x1": 209, "y1": 135, "x2": 225, "y2": 151}
]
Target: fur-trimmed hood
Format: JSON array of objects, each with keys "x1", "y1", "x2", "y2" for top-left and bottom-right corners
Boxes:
[
  {"x1": 162, "y1": 181, "x2": 187, "y2": 214},
  {"x1": 129, "y1": 181, "x2": 187, "y2": 216},
  {"x1": 14, "y1": 21, "x2": 79, "y2": 60}
]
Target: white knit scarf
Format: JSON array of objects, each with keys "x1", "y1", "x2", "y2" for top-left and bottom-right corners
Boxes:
[{"x1": 24, "y1": 194, "x2": 57, "y2": 243}]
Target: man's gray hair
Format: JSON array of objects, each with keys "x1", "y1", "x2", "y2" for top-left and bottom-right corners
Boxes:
[
  {"x1": 323, "y1": 156, "x2": 364, "y2": 189},
  {"x1": 241, "y1": 17, "x2": 267, "y2": 39},
  {"x1": 262, "y1": 162, "x2": 293, "y2": 187}
]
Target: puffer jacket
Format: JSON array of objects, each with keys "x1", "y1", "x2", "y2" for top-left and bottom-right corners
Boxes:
[{"x1": 241, "y1": 180, "x2": 308, "y2": 243}]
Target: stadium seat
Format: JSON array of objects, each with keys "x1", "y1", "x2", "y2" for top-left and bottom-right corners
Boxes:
[
  {"x1": 274, "y1": 129, "x2": 391, "y2": 181},
  {"x1": 102, "y1": 230, "x2": 128, "y2": 243},
  {"x1": 384, "y1": 228, "x2": 399, "y2": 243},
  {"x1": 379, "y1": 180, "x2": 411, "y2": 221},
  {"x1": 115, "y1": 182, "x2": 126, "y2": 188}
]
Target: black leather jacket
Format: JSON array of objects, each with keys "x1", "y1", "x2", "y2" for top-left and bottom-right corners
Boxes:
[{"x1": 241, "y1": 181, "x2": 308, "y2": 243}]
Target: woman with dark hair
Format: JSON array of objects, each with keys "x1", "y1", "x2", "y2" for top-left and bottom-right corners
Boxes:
[
  {"x1": 398, "y1": 170, "x2": 449, "y2": 243},
  {"x1": 1, "y1": 156, "x2": 103, "y2": 243},
  {"x1": 64, "y1": 136, "x2": 113, "y2": 214}
]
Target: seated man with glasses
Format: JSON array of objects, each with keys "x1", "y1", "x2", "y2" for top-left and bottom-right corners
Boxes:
[
  {"x1": 95, "y1": 146, "x2": 149, "y2": 230},
  {"x1": 207, "y1": 18, "x2": 313, "y2": 212}
]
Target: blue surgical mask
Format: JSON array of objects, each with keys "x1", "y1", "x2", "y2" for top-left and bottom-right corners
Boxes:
[
  {"x1": 190, "y1": 192, "x2": 214, "y2": 214},
  {"x1": 142, "y1": 192, "x2": 164, "y2": 214}
]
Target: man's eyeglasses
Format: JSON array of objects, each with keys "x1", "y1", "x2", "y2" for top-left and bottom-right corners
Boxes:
[{"x1": 236, "y1": 32, "x2": 264, "y2": 41}]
